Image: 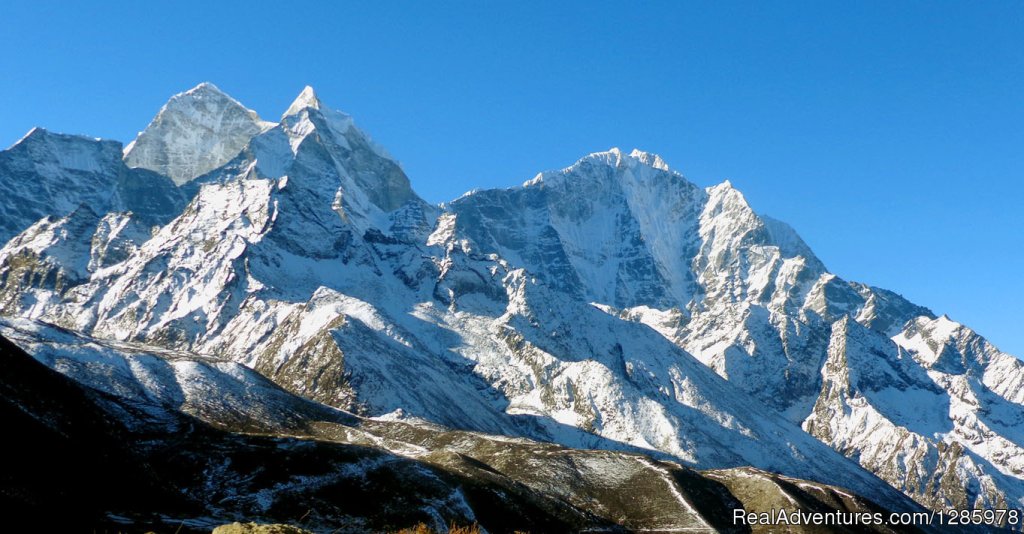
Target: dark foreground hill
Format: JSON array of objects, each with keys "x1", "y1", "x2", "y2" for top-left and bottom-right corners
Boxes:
[{"x1": 0, "y1": 322, "x2": 924, "y2": 533}]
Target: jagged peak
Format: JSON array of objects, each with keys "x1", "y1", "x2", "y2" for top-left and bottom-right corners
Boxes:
[
  {"x1": 708, "y1": 179, "x2": 734, "y2": 192},
  {"x1": 283, "y1": 85, "x2": 324, "y2": 118},
  {"x1": 276, "y1": 86, "x2": 398, "y2": 162},
  {"x1": 519, "y1": 147, "x2": 684, "y2": 191},
  {"x1": 575, "y1": 147, "x2": 673, "y2": 171},
  {"x1": 705, "y1": 180, "x2": 750, "y2": 208},
  {"x1": 628, "y1": 149, "x2": 670, "y2": 171}
]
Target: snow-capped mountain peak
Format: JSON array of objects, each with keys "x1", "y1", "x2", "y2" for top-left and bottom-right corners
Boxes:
[
  {"x1": 526, "y1": 147, "x2": 685, "y2": 187},
  {"x1": 586, "y1": 147, "x2": 670, "y2": 170},
  {"x1": 628, "y1": 148, "x2": 671, "y2": 170},
  {"x1": 183, "y1": 81, "x2": 229, "y2": 98},
  {"x1": 124, "y1": 82, "x2": 274, "y2": 185},
  {"x1": 520, "y1": 148, "x2": 677, "y2": 191},
  {"x1": 283, "y1": 85, "x2": 324, "y2": 117},
  {"x1": 280, "y1": 86, "x2": 354, "y2": 147},
  {"x1": 276, "y1": 85, "x2": 399, "y2": 165}
]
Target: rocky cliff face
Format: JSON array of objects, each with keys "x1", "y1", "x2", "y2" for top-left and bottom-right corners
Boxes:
[
  {"x1": 0, "y1": 83, "x2": 1020, "y2": 529},
  {"x1": 803, "y1": 317, "x2": 1015, "y2": 511}
]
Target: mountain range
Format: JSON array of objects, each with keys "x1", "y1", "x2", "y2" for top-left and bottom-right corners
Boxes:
[{"x1": 1, "y1": 82, "x2": 1020, "y2": 532}]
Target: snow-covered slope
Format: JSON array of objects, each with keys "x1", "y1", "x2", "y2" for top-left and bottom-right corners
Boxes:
[{"x1": 1, "y1": 83, "x2": 1021, "y2": 525}]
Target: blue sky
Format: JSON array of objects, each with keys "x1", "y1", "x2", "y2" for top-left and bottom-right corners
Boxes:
[{"x1": 2, "y1": 1, "x2": 1022, "y2": 355}]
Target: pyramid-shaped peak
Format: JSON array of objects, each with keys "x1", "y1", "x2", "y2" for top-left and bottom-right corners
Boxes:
[
  {"x1": 155, "y1": 83, "x2": 263, "y2": 122},
  {"x1": 284, "y1": 85, "x2": 324, "y2": 118},
  {"x1": 167, "y1": 83, "x2": 252, "y2": 111},
  {"x1": 124, "y1": 83, "x2": 270, "y2": 185},
  {"x1": 184, "y1": 81, "x2": 226, "y2": 96}
]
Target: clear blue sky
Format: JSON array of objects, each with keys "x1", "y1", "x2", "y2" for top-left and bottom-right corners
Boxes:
[{"x1": 2, "y1": 1, "x2": 1022, "y2": 355}]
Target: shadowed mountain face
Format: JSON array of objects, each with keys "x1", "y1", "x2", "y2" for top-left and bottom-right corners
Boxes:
[
  {"x1": 0, "y1": 128, "x2": 185, "y2": 244},
  {"x1": 0, "y1": 323, "x2": 924, "y2": 533},
  {"x1": 0, "y1": 83, "x2": 1019, "y2": 530},
  {"x1": 0, "y1": 332, "x2": 196, "y2": 528}
]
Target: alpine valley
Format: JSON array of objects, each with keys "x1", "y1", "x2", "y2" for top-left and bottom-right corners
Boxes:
[{"x1": 0, "y1": 83, "x2": 1019, "y2": 533}]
